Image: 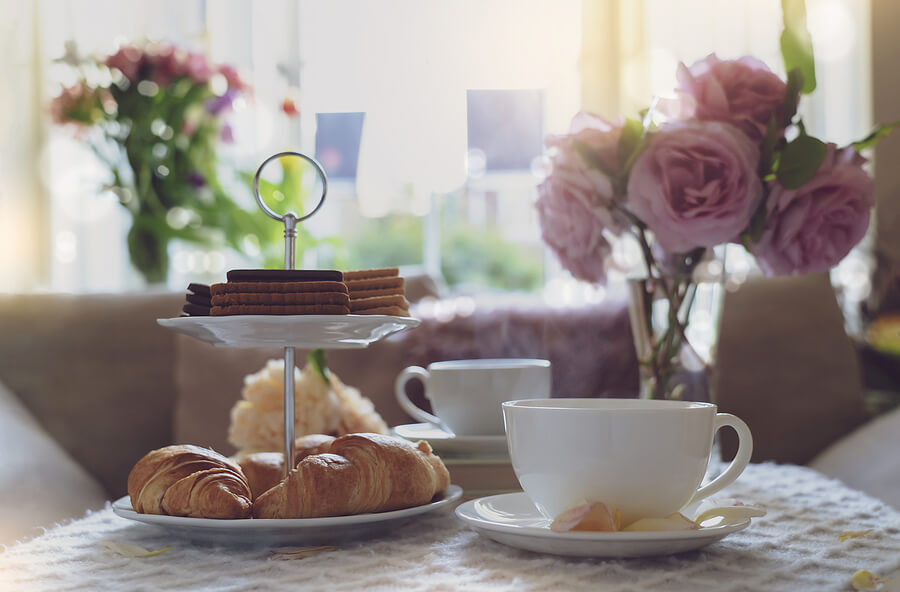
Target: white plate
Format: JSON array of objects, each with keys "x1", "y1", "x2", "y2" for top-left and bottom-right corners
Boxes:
[
  {"x1": 112, "y1": 485, "x2": 462, "y2": 546},
  {"x1": 157, "y1": 314, "x2": 420, "y2": 348},
  {"x1": 391, "y1": 423, "x2": 509, "y2": 457},
  {"x1": 455, "y1": 492, "x2": 751, "y2": 558}
]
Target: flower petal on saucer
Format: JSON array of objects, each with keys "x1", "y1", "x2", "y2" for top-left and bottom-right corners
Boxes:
[
  {"x1": 621, "y1": 514, "x2": 699, "y2": 532},
  {"x1": 550, "y1": 501, "x2": 615, "y2": 532}
]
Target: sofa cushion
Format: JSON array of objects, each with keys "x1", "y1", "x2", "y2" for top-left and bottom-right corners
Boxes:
[
  {"x1": 715, "y1": 273, "x2": 867, "y2": 464},
  {"x1": 809, "y1": 405, "x2": 900, "y2": 509},
  {"x1": 0, "y1": 292, "x2": 182, "y2": 497},
  {"x1": 0, "y1": 379, "x2": 107, "y2": 545}
]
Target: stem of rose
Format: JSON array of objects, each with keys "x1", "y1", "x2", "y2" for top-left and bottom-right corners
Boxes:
[{"x1": 621, "y1": 206, "x2": 711, "y2": 398}]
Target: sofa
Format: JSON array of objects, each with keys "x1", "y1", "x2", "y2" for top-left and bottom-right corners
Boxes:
[{"x1": 1, "y1": 273, "x2": 897, "y2": 545}]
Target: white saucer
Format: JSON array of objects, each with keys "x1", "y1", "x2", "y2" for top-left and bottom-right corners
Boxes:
[
  {"x1": 455, "y1": 492, "x2": 751, "y2": 558},
  {"x1": 112, "y1": 485, "x2": 462, "y2": 545},
  {"x1": 391, "y1": 423, "x2": 508, "y2": 457},
  {"x1": 157, "y1": 314, "x2": 420, "y2": 349}
]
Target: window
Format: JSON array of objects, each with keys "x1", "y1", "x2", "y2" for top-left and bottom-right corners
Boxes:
[{"x1": 2, "y1": 0, "x2": 874, "y2": 308}]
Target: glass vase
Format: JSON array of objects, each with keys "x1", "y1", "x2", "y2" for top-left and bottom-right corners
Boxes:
[{"x1": 626, "y1": 258, "x2": 724, "y2": 403}]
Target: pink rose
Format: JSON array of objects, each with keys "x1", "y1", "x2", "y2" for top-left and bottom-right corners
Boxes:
[
  {"x1": 751, "y1": 144, "x2": 873, "y2": 275},
  {"x1": 677, "y1": 54, "x2": 787, "y2": 143},
  {"x1": 627, "y1": 120, "x2": 762, "y2": 253},
  {"x1": 536, "y1": 113, "x2": 624, "y2": 283},
  {"x1": 536, "y1": 181, "x2": 613, "y2": 284},
  {"x1": 545, "y1": 112, "x2": 627, "y2": 230}
]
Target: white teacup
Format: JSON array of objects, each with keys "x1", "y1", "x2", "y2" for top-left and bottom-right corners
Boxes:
[
  {"x1": 502, "y1": 398, "x2": 753, "y2": 526},
  {"x1": 395, "y1": 359, "x2": 551, "y2": 436}
]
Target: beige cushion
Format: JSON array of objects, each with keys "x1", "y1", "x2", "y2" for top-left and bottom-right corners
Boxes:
[
  {"x1": 715, "y1": 274, "x2": 867, "y2": 464},
  {"x1": 0, "y1": 292, "x2": 182, "y2": 496},
  {"x1": 0, "y1": 379, "x2": 107, "y2": 544},
  {"x1": 809, "y1": 406, "x2": 900, "y2": 509}
]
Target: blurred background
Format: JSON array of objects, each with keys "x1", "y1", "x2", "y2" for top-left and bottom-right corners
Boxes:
[{"x1": 2, "y1": 0, "x2": 895, "y2": 319}]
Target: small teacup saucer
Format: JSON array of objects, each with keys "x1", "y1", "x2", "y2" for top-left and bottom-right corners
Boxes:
[
  {"x1": 391, "y1": 423, "x2": 509, "y2": 457},
  {"x1": 455, "y1": 492, "x2": 752, "y2": 558}
]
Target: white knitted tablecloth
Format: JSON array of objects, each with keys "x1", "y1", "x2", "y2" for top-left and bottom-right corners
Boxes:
[{"x1": 2, "y1": 463, "x2": 899, "y2": 592}]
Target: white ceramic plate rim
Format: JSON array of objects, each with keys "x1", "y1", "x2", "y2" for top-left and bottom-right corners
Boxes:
[
  {"x1": 156, "y1": 314, "x2": 421, "y2": 348},
  {"x1": 158, "y1": 314, "x2": 420, "y2": 325},
  {"x1": 455, "y1": 492, "x2": 751, "y2": 541},
  {"x1": 392, "y1": 423, "x2": 507, "y2": 445},
  {"x1": 113, "y1": 484, "x2": 462, "y2": 529}
]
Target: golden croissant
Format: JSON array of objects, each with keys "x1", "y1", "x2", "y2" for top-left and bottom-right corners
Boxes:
[
  {"x1": 253, "y1": 433, "x2": 451, "y2": 518},
  {"x1": 239, "y1": 434, "x2": 336, "y2": 500},
  {"x1": 127, "y1": 444, "x2": 252, "y2": 519}
]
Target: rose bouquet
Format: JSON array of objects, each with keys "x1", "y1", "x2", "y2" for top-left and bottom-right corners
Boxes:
[
  {"x1": 536, "y1": 20, "x2": 894, "y2": 399},
  {"x1": 51, "y1": 41, "x2": 270, "y2": 283}
]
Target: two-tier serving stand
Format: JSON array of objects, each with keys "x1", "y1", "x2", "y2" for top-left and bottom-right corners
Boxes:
[{"x1": 158, "y1": 151, "x2": 420, "y2": 478}]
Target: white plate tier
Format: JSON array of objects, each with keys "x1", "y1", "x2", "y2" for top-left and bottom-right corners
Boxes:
[
  {"x1": 112, "y1": 484, "x2": 462, "y2": 545},
  {"x1": 157, "y1": 314, "x2": 420, "y2": 348},
  {"x1": 455, "y1": 492, "x2": 751, "y2": 558}
]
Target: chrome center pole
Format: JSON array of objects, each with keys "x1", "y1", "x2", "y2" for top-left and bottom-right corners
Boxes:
[
  {"x1": 252, "y1": 151, "x2": 328, "y2": 481},
  {"x1": 283, "y1": 213, "x2": 297, "y2": 478}
]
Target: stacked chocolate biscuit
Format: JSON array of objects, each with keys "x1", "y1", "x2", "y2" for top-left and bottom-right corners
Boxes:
[
  {"x1": 344, "y1": 268, "x2": 410, "y2": 316},
  {"x1": 210, "y1": 269, "x2": 350, "y2": 316},
  {"x1": 182, "y1": 283, "x2": 212, "y2": 316}
]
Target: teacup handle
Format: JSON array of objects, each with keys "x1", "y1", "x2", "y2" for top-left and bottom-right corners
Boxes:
[
  {"x1": 394, "y1": 366, "x2": 444, "y2": 427},
  {"x1": 688, "y1": 413, "x2": 753, "y2": 505}
]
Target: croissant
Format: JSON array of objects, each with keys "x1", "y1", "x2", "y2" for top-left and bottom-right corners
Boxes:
[
  {"x1": 127, "y1": 444, "x2": 252, "y2": 519},
  {"x1": 252, "y1": 433, "x2": 451, "y2": 519},
  {"x1": 239, "y1": 434, "x2": 336, "y2": 500}
]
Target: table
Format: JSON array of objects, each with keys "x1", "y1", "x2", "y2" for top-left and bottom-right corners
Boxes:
[{"x1": 2, "y1": 463, "x2": 899, "y2": 592}]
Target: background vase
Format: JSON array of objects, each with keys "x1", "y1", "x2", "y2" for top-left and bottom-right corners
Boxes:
[{"x1": 126, "y1": 223, "x2": 170, "y2": 285}]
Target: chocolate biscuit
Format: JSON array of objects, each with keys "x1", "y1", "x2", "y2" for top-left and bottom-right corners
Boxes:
[
  {"x1": 350, "y1": 294, "x2": 410, "y2": 312},
  {"x1": 346, "y1": 277, "x2": 404, "y2": 293},
  {"x1": 343, "y1": 267, "x2": 399, "y2": 281},
  {"x1": 186, "y1": 292, "x2": 213, "y2": 307},
  {"x1": 351, "y1": 305, "x2": 409, "y2": 316},
  {"x1": 226, "y1": 269, "x2": 343, "y2": 283},
  {"x1": 211, "y1": 303, "x2": 350, "y2": 316},
  {"x1": 211, "y1": 281, "x2": 348, "y2": 296},
  {"x1": 187, "y1": 282, "x2": 211, "y2": 297},
  {"x1": 350, "y1": 288, "x2": 407, "y2": 300},
  {"x1": 183, "y1": 303, "x2": 212, "y2": 316},
  {"x1": 212, "y1": 292, "x2": 350, "y2": 307}
]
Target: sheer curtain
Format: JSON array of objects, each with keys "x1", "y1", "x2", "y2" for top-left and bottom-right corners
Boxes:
[{"x1": 0, "y1": 1, "x2": 48, "y2": 292}]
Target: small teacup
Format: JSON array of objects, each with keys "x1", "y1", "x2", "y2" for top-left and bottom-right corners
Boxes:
[
  {"x1": 502, "y1": 398, "x2": 752, "y2": 526},
  {"x1": 395, "y1": 359, "x2": 551, "y2": 436}
]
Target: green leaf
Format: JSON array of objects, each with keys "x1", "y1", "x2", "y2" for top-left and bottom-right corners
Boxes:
[
  {"x1": 776, "y1": 130, "x2": 827, "y2": 189},
  {"x1": 308, "y1": 348, "x2": 329, "y2": 383},
  {"x1": 616, "y1": 117, "x2": 644, "y2": 172},
  {"x1": 573, "y1": 139, "x2": 617, "y2": 178},
  {"x1": 748, "y1": 199, "x2": 768, "y2": 243},
  {"x1": 780, "y1": 0, "x2": 816, "y2": 94},
  {"x1": 782, "y1": 68, "x2": 804, "y2": 124},
  {"x1": 759, "y1": 117, "x2": 780, "y2": 177},
  {"x1": 852, "y1": 120, "x2": 900, "y2": 151}
]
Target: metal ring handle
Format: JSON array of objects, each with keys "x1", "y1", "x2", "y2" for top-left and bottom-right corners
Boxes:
[{"x1": 252, "y1": 151, "x2": 328, "y2": 222}]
